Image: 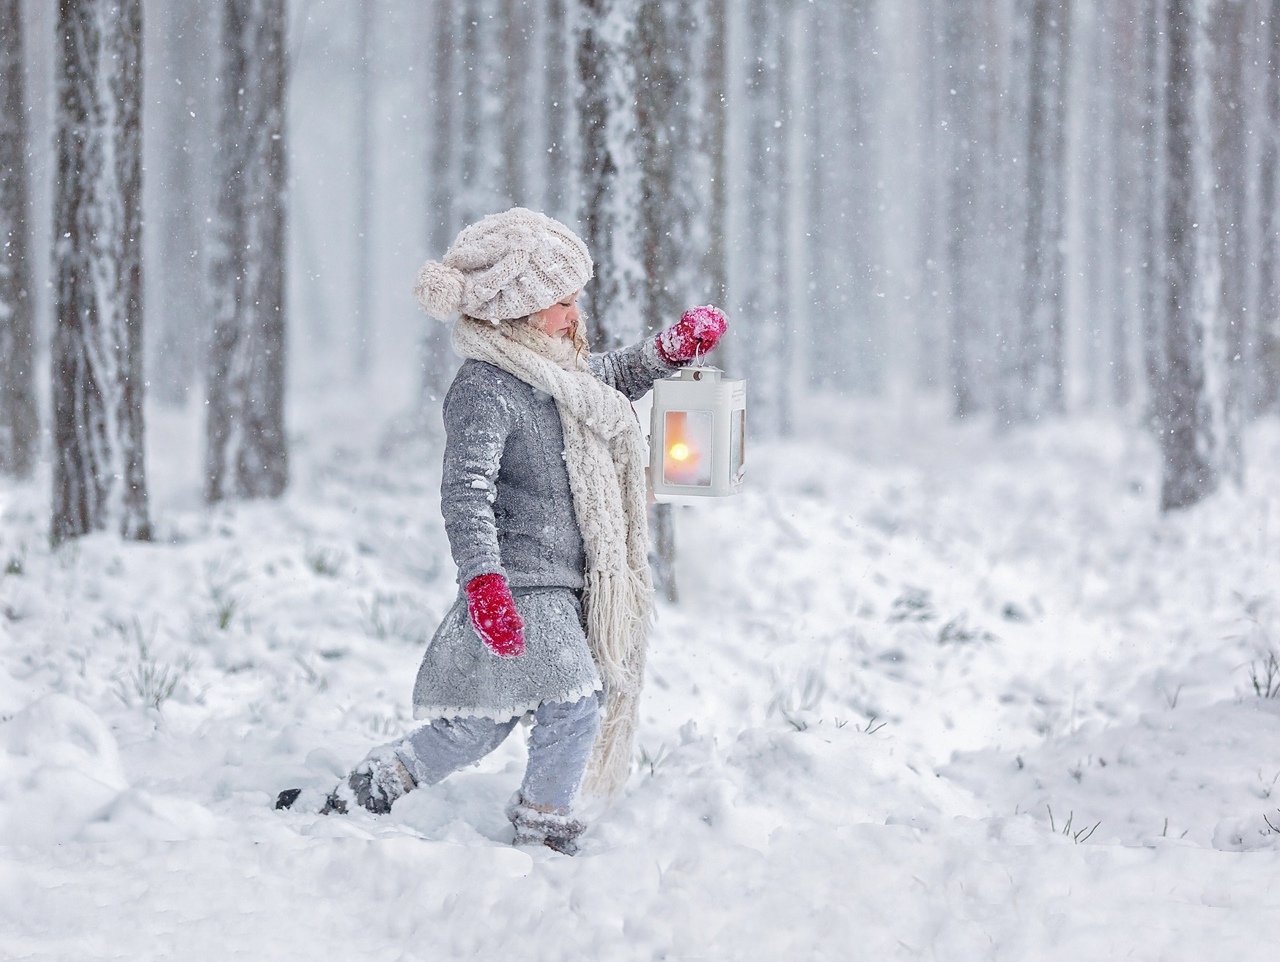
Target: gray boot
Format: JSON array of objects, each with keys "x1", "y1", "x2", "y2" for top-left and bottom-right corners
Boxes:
[
  {"x1": 505, "y1": 793, "x2": 587, "y2": 855},
  {"x1": 321, "y1": 747, "x2": 416, "y2": 815}
]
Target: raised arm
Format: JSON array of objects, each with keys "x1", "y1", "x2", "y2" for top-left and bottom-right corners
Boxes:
[
  {"x1": 588, "y1": 306, "x2": 729, "y2": 400},
  {"x1": 588, "y1": 338, "x2": 678, "y2": 401}
]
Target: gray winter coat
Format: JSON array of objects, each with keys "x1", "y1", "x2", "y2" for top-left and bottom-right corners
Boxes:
[
  {"x1": 413, "y1": 334, "x2": 677, "y2": 722},
  {"x1": 439, "y1": 335, "x2": 675, "y2": 590}
]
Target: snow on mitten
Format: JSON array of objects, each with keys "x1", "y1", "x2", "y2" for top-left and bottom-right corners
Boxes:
[
  {"x1": 656, "y1": 305, "x2": 728, "y2": 364},
  {"x1": 465, "y1": 573, "x2": 526, "y2": 657}
]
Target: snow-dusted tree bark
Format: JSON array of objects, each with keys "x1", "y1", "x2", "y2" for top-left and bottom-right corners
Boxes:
[
  {"x1": 501, "y1": 0, "x2": 531, "y2": 206},
  {"x1": 633, "y1": 0, "x2": 720, "y2": 601},
  {"x1": 635, "y1": 0, "x2": 700, "y2": 331},
  {"x1": 51, "y1": 0, "x2": 151, "y2": 543},
  {"x1": 419, "y1": 0, "x2": 459, "y2": 405},
  {"x1": 576, "y1": 0, "x2": 644, "y2": 350},
  {"x1": 426, "y1": 0, "x2": 458, "y2": 255},
  {"x1": 1158, "y1": 0, "x2": 1218, "y2": 510},
  {"x1": 1261, "y1": 0, "x2": 1280, "y2": 411},
  {"x1": 1139, "y1": 0, "x2": 1166, "y2": 421},
  {"x1": 1014, "y1": 0, "x2": 1072, "y2": 420},
  {"x1": 0, "y1": 0, "x2": 38, "y2": 478},
  {"x1": 1206, "y1": 0, "x2": 1248, "y2": 483},
  {"x1": 205, "y1": 0, "x2": 288, "y2": 503},
  {"x1": 700, "y1": 0, "x2": 728, "y2": 306}
]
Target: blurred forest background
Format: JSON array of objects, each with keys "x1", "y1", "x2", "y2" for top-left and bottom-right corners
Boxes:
[{"x1": 1, "y1": 0, "x2": 1278, "y2": 542}]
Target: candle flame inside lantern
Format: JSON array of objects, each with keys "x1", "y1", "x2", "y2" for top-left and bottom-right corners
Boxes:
[{"x1": 663, "y1": 411, "x2": 713, "y2": 486}]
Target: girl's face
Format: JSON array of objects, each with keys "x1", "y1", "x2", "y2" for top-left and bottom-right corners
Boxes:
[{"x1": 534, "y1": 290, "x2": 581, "y2": 339}]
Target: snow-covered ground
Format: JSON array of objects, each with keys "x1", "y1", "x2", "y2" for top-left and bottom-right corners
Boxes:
[{"x1": 3, "y1": 383, "x2": 1280, "y2": 960}]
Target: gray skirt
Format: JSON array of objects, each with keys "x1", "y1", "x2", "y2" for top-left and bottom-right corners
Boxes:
[{"x1": 412, "y1": 586, "x2": 602, "y2": 722}]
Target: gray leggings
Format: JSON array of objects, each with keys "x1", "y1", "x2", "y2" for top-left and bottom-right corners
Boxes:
[{"x1": 391, "y1": 694, "x2": 601, "y2": 813}]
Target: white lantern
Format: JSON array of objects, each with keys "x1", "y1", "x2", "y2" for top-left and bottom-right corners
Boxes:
[{"x1": 649, "y1": 366, "x2": 746, "y2": 501}]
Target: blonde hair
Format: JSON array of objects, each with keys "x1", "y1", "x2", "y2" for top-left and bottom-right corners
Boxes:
[{"x1": 567, "y1": 316, "x2": 589, "y2": 360}]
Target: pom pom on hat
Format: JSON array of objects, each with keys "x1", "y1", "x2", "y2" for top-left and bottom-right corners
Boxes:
[
  {"x1": 414, "y1": 261, "x2": 467, "y2": 320},
  {"x1": 412, "y1": 207, "x2": 593, "y2": 323}
]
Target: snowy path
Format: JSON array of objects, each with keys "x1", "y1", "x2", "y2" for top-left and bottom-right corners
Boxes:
[{"x1": 2, "y1": 396, "x2": 1279, "y2": 959}]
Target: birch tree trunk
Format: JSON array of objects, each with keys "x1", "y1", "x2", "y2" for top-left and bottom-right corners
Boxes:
[
  {"x1": 0, "y1": 0, "x2": 38, "y2": 478},
  {"x1": 51, "y1": 0, "x2": 151, "y2": 543},
  {"x1": 205, "y1": 0, "x2": 288, "y2": 503},
  {"x1": 1158, "y1": 0, "x2": 1217, "y2": 510}
]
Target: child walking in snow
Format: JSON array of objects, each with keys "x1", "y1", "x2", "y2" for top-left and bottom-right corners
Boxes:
[{"x1": 277, "y1": 207, "x2": 726, "y2": 854}]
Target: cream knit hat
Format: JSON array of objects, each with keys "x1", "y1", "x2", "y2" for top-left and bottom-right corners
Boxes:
[{"x1": 414, "y1": 207, "x2": 594, "y2": 323}]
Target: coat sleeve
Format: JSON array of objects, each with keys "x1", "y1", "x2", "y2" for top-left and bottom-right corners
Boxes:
[
  {"x1": 440, "y1": 364, "x2": 515, "y2": 586},
  {"x1": 587, "y1": 335, "x2": 681, "y2": 401}
]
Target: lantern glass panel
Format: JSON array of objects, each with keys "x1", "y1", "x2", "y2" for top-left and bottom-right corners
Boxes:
[
  {"x1": 730, "y1": 409, "x2": 745, "y2": 482},
  {"x1": 663, "y1": 411, "x2": 713, "y2": 486}
]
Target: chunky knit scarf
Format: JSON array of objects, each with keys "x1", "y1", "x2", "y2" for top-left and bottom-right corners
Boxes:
[{"x1": 452, "y1": 316, "x2": 654, "y2": 798}]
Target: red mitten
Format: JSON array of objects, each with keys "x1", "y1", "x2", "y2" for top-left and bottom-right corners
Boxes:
[
  {"x1": 465, "y1": 574, "x2": 525, "y2": 658},
  {"x1": 656, "y1": 305, "x2": 728, "y2": 365}
]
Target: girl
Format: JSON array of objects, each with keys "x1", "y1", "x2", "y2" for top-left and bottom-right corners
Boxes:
[{"x1": 278, "y1": 208, "x2": 726, "y2": 854}]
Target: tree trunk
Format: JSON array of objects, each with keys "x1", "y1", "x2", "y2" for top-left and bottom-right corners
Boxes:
[
  {"x1": 205, "y1": 0, "x2": 288, "y2": 503},
  {"x1": 701, "y1": 0, "x2": 728, "y2": 306},
  {"x1": 501, "y1": 0, "x2": 530, "y2": 206},
  {"x1": 51, "y1": 0, "x2": 151, "y2": 543},
  {"x1": 1016, "y1": 0, "x2": 1072, "y2": 420},
  {"x1": 544, "y1": 0, "x2": 574, "y2": 222},
  {"x1": 917, "y1": 0, "x2": 946, "y2": 392},
  {"x1": 420, "y1": 0, "x2": 459, "y2": 406},
  {"x1": 1159, "y1": 0, "x2": 1217, "y2": 510},
  {"x1": 1260, "y1": 0, "x2": 1280, "y2": 411},
  {"x1": 0, "y1": 0, "x2": 38, "y2": 478},
  {"x1": 576, "y1": 0, "x2": 644, "y2": 350},
  {"x1": 1206, "y1": 0, "x2": 1247, "y2": 484},
  {"x1": 1139, "y1": 0, "x2": 1166, "y2": 427}
]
